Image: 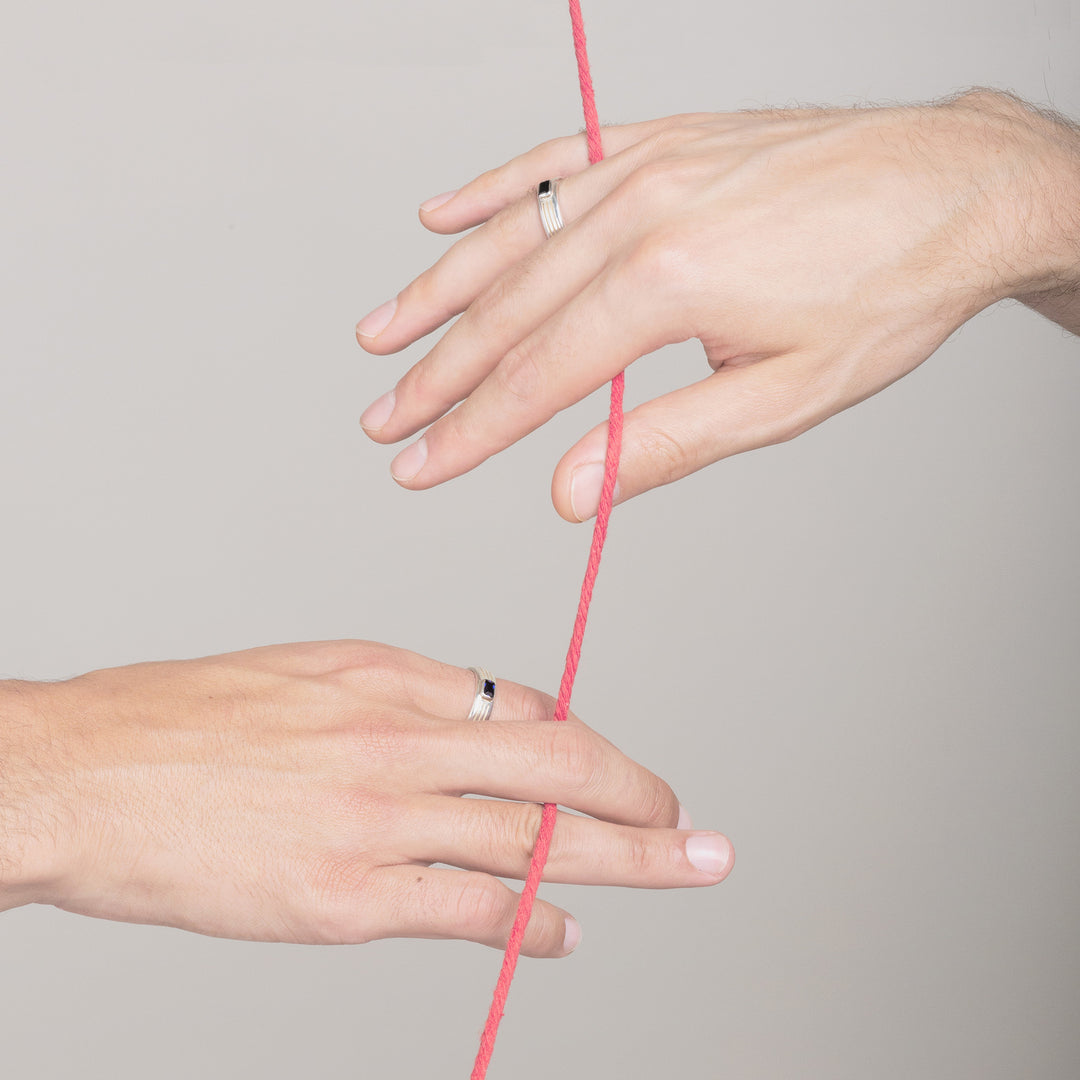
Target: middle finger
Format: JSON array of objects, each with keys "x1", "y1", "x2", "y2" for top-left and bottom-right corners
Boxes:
[{"x1": 404, "y1": 794, "x2": 733, "y2": 887}]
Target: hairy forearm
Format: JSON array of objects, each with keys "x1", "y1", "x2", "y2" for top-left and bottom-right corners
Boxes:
[
  {"x1": 1017, "y1": 283, "x2": 1080, "y2": 336},
  {"x1": 0, "y1": 681, "x2": 63, "y2": 912},
  {"x1": 1004, "y1": 94, "x2": 1080, "y2": 335}
]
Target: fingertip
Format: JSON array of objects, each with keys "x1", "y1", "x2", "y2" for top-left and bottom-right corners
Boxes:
[
  {"x1": 355, "y1": 298, "x2": 399, "y2": 345},
  {"x1": 553, "y1": 428, "x2": 616, "y2": 522},
  {"x1": 418, "y1": 190, "x2": 470, "y2": 234},
  {"x1": 552, "y1": 475, "x2": 587, "y2": 520},
  {"x1": 354, "y1": 328, "x2": 400, "y2": 356},
  {"x1": 718, "y1": 836, "x2": 735, "y2": 881},
  {"x1": 359, "y1": 389, "x2": 396, "y2": 437},
  {"x1": 551, "y1": 469, "x2": 579, "y2": 523},
  {"x1": 685, "y1": 833, "x2": 735, "y2": 883},
  {"x1": 360, "y1": 423, "x2": 397, "y2": 446},
  {"x1": 419, "y1": 189, "x2": 460, "y2": 215},
  {"x1": 552, "y1": 453, "x2": 596, "y2": 523},
  {"x1": 521, "y1": 902, "x2": 581, "y2": 959},
  {"x1": 390, "y1": 437, "x2": 428, "y2": 484},
  {"x1": 570, "y1": 461, "x2": 609, "y2": 522},
  {"x1": 417, "y1": 190, "x2": 481, "y2": 235},
  {"x1": 562, "y1": 915, "x2": 582, "y2": 956}
]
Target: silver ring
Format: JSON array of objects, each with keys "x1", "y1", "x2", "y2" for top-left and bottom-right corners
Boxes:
[
  {"x1": 466, "y1": 667, "x2": 496, "y2": 722},
  {"x1": 537, "y1": 179, "x2": 564, "y2": 238}
]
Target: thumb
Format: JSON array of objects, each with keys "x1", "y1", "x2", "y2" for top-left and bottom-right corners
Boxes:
[{"x1": 551, "y1": 353, "x2": 828, "y2": 522}]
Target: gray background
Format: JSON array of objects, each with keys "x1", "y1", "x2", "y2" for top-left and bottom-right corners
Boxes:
[{"x1": 1, "y1": 0, "x2": 1077, "y2": 1076}]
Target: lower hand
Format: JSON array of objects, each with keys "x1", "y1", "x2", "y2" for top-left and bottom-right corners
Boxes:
[{"x1": 0, "y1": 641, "x2": 732, "y2": 957}]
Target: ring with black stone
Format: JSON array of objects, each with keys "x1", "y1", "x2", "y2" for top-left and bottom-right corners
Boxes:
[
  {"x1": 537, "y1": 179, "x2": 565, "y2": 238},
  {"x1": 466, "y1": 667, "x2": 497, "y2": 722}
]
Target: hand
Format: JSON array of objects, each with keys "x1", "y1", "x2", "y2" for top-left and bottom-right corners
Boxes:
[
  {"x1": 0, "y1": 642, "x2": 732, "y2": 956},
  {"x1": 356, "y1": 89, "x2": 1080, "y2": 520}
]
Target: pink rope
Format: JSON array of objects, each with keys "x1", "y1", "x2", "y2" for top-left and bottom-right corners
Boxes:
[{"x1": 470, "y1": 2, "x2": 618, "y2": 1076}]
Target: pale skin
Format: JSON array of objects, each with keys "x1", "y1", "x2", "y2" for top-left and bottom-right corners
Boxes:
[
  {"x1": 4, "y1": 89, "x2": 1076, "y2": 961},
  {"x1": 355, "y1": 89, "x2": 1080, "y2": 520},
  {"x1": 0, "y1": 642, "x2": 732, "y2": 957}
]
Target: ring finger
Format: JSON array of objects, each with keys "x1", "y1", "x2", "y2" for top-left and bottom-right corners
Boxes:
[
  {"x1": 354, "y1": 132, "x2": 661, "y2": 367},
  {"x1": 375, "y1": 652, "x2": 573, "y2": 727}
]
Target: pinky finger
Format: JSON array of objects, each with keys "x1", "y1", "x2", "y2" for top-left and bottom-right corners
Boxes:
[{"x1": 369, "y1": 865, "x2": 581, "y2": 959}]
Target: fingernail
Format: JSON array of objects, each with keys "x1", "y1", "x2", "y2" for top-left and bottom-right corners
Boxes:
[
  {"x1": 685, "y1": 834, "x2": 733, "y2": 877},
  {"x1": 562, "y1": 915, "x2": 582, "y2": 954},
  {"x1": 419, "y1": 189, "x2": 459, "y2": 213},
  {"x1": 569, "y1": 462, "x2": 605, "y2": 522},
  {"x1": 390, "y1": 436, "x2": 427, "y2": 482},
  {"x1": 360, "y1": 390, "x2": 396, "y2": 432},
  {"x1": 677, "y1": 805, "x2": 693, "y2": 830},
  {"x1": 356, "y1": 297, "x2": 397, "y2": 339}
]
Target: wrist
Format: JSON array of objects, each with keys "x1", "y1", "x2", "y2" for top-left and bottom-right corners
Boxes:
[{"x1": 0, "y1": 680, "x2": 72, "y2": 911}]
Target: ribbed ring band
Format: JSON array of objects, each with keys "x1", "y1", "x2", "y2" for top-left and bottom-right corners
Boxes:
[
  {"x1": 466, "y1": 667, "x2": 497, "y2": 722},
  {"x1": 537, "y1": 179, "x2": 565, "y2": 238}
]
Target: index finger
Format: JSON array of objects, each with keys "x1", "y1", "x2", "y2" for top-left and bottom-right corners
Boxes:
[{"x1": 386, "y1": 251, "x2": 682, "y2": 490}]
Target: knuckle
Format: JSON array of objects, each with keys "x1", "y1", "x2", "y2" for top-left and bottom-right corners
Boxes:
[
  {"x1": 453, "y1": 873, "x2": 508, "y2": 934},
  {"x1": 743, "y1": 360, "x2": 828, "y2": 450},
  {"x1": 546, "y1": 724, "x2": 605, "y2": 796},
  {"x1": 520, "y1": 688, "x2": 556, "y2": 727},
  {"x1": 626, "y1": 832, "x2": 661, "y2": 877},
  {"x1": 531, "y1": 135, "x2": 570, "y2": 169},
  {"x1": 627, "y1": 154, "x2": 698, "y2": 204},
  {"x1": 618, "y1": 162, "x2": 661, "y2": 207},
  {"x1": 639, "y1": 125, "x2": 698, "y2": 160},
  {"x1": 765, "y1": 382, "x2": 821, "y2": 446},
  {"x1": 322, "y1": 646, "x2": 413, "y2": 716},
  {"x1": 951, "y1": 86, "x2": 1020, "y2": 117},
  {"x1": 327, "y1": 783, "x2": 402, "y2": 834},
  {"x1": 546, "y1": 813, "x2": 581, "y2": 864},
  {"x1": 278, "y1": 641, "x2": 411, "y2": 727},
  {"x1": 397, "y1": 356, "x2": 455, "y2": 415},
  {"x1": 631, "y1": 773, "x2": 679, "y2": 827},
  {"x1": 626, "y1": 230, "x2": 694, "y2": 286},
  {"x1": 279, "y1": 638, "x2": 374, "y2": 676},
  {"x1": 311, "y1": 639, "x2": 395, "y2": 680},
  {"x1": 616, "y1": 232, "x2": 696, "y2": 320},
  {"x1": 305, "y1": 855, "x2": 378, "y2": 943},
  {"x1": 504, "y1": 802, "x2": 545, "y2": 865},
  {"x1": 347, "y1": 714, "x2": 422, "y2": 772},
  {"x1": 633, "y1": 424, "x2": 691, "y2": 486},
  {"x1": 773, "y1": 417, "x2": 811, "y2": 446},
  {"x1": 348, "y1": 642, "x2": 406, "y2": 691},
  {"x1": 487, "y1": 197, "x2": 536, "y2": 249},
  {"x1": 492, "y1": 345, "x2": 546, "y2": 409},
  {"x1": 471, "y1": 163, "x2": 521, "y2": 201},
  {"x1": 469, "y1": 266, "x2": 537, "y2": 339},
  {"x1": 399, "y1": 267, "x2": 436, "y2": 309}
]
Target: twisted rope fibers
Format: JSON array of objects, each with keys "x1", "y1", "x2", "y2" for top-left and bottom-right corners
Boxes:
[{"x1": 470, "y1": 2, "x2": 618, "y2": 1075}]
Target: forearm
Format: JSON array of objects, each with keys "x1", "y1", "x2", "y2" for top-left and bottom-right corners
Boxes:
[
  {"x1": 0, "y1": 680, "x2": 65, "y2": 912},
  {"x1": 1017, "y1": 282, "x2": 1080, "y2": 336},
  {"x1": 1004, "y1": 95, "x2": 1080, "y2": 335}
]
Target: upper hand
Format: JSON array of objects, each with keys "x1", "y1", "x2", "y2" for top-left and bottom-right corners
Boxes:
[{"x1": 356, "y1": 90, "x2": 1079, "y2": 520}]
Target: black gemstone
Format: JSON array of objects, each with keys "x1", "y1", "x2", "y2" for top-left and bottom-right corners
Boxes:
[
  {"x1": 538, "y1": 180, "x2": 551, "y2": 197},
  {"x1": 483, "y1": 679, "x2": 496, "y2": 699}
]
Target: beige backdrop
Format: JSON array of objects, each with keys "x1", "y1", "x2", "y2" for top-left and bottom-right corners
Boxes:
[{"x1": 1, "y1": 1, "x2": 1077, "y2": 1076}]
